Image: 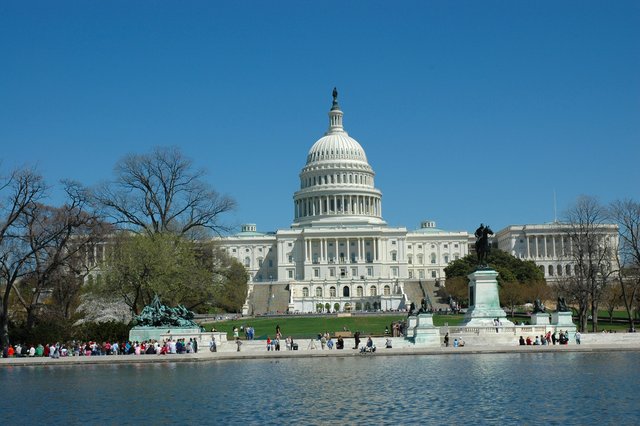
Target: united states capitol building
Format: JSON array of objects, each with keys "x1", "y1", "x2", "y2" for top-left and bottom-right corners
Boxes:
[{"x1": 217, "y1": 90, "x2": 618, "y2": 315}]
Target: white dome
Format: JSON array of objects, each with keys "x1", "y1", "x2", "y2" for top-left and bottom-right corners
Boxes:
[
  {"x1": 306, "y1": 133, "x2": 368, "y2": 165},
  {"x1": 292, "y1": 89, "x2": 386, "y2": 228}
]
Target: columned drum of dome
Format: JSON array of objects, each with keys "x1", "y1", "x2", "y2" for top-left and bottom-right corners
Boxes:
[{"x1": 292, "y1": 90, "x2": 385, "y2": 228}]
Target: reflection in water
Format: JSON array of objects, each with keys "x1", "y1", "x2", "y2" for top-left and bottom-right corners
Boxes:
[{"x1": 1, "y1": 352, "x2": 638, "y2": 424}]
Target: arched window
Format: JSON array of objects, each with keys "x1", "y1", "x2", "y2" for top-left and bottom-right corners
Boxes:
[
  {"x1": 383, "y1": 285, "x2": 391, "y2": 295},
  {"x1": 417, "y1": 254, "x2": 423, "y2": 264},
  {"x1": 557, "y1": 265, "x2": 563, "y2": 276},
  {"x1": 539, "y1": 265, "x2": 545, "y2": 274},
  {"x1": 302, "y1": 287, "x2": 309, "y2": 297},
  {"x1": 244, "y1": 257, "x2": 251, "y2": 267},
  {"x1": 548, "y1": 265, "x2": 554, "y2": 276},
  {"x1": 343, "y1": 286, "x2": 350, "y2": 297},
  {"x1": 356, "y1": 286, "x2": 363, "y2": 297},
  {"x1": 566, "y1": 264, "x2": 572, "y2": 276},
  {"x1": 330, "y1": 286, "x2": 336, "y2": 297},
  {"x1": 316, "y1": 287, "x2": 323, "y2": 297},
  {"x1": 430, "y1": 253, "x2": 437, "y2": 264},
  {"x1": 408, "y1": 255, "x2": 413, "y2": 264},
  {"x1": 370, "y1": 286, "x2": 377, "y2": 296}
]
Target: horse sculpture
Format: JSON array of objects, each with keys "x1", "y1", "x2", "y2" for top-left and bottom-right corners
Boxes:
[{"x1": 475, "y1": 224, "x2": 493, "y2": 266}]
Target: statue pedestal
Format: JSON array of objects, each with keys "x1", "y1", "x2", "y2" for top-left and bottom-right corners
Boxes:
[
  {"x1": 129, "y1": 326, "x2": 201, "y2": 343},
  {"x1": 530, "y1": 313, "x2": 550, "y2": 325},
  {"x1": 412, "y1": 313, "x2": 440, "y2": 347},
  {"x1": 552, "y1": 311, "x2": 575, "y2": 327},
  {"x1": 463, "y1": 269, "x2": 513, "y2": 327},
  {"x1": 407, "y1": 315, "x2": 418, "y2": 337}
]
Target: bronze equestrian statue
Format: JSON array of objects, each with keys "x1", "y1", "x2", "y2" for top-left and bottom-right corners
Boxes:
[{"x1": 475, "y1": 223, "x2": 493, "y2": 266}]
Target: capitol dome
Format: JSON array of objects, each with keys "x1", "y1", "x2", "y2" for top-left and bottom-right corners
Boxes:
[{"x1": 292, "y1": 89, "x2": 385, "y2": 228}]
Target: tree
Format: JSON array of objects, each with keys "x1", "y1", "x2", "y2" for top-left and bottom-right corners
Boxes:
[
  {"x1": 444, "y1": 249, "x2": 547, "y2": 313},
  {"x1": 442, "y1": 276, "x2": 469, "y2": 308},
  {"x1": 499, "y1": 281, "x2": 525, "y2": 319},
  {"x1": 563, "y1": 196, "x2": 616, "y2": 332},
  {"x1": 0, "y1": 168, "x2": 47, "y2": 347},
  {"x1": 211, "y1": 247, "x2": 248, "y2": 313},
  {"x1": 95, "y1": 233, "x2": 247, "y2": 315},
  {"x1": 608, "y1": 199, "x2": 640, "y2": 331},
  {"x1": 93, "y1": 147, "x2": 235, "y2": 237},
  {"x1": 12, "y1": 183, "x2": 106, "y2": 330},
  {"x1": 444, "y1": 249, "x2": 545, "y2": 285}
]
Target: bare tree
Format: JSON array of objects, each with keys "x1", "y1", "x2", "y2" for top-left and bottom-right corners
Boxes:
[
  {"x1": 0, "y1": 168, "x2": 46, "y2": 347},
  {"x1": 93, "y1": 147, "x2": 235, "y2": 237},
  {"x1": 12, "y1": 182, "x2": 106, "y2": 329},
  {"x1": 564, "y1": 196, "x2": 616, "y2": 332},
  {"x1": 609, "y1": 199, "x2": 640, "y2": 331}
]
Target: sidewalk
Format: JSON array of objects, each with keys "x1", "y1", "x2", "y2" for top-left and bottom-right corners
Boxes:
[{"x1": 2, "y1": 342, "x2": 638, "y2": 367}]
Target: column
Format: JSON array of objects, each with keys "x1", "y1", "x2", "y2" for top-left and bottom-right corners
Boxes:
[
  {"x1": 543, "y1": 235, "x2": 548, "y2": 258},
  {"x1": 374, "y1": 238, "x2": 378, "y2": 261},
  {"x1": 526, "y1": 236, "x2": 530, "y2": 258},
  {"x1": 552, "y1": 236, "x2": 556, "y2": 259},
  {"x1": 346, "y1": 238, "x2": 350, "y2": 263}
]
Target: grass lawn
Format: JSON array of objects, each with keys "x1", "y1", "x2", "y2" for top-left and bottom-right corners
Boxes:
[{"x1": 201, "y1": 314, "x2": 465, "y2": 340}]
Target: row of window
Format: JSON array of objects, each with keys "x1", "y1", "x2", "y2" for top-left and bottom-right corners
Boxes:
[
  {"x1": 302, "y1": 172, "x2": 371, "y2": 188},
  {"x1": 408, "y1": 270, "x2": 439, "y2": 279},
  {"x1": 544, "y1": 264, "x2": 573, "y2": 277},
  {"x1": 302, "y1": 285, "x2": 391, "y2": 298}
]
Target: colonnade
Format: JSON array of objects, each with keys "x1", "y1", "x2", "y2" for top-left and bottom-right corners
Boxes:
[
  {"x1": 303, "y1": 236, "x2": 380, "y2": 263},
  {"x1": 294, "y1": 194, "x2": 381, "y2": 219}
]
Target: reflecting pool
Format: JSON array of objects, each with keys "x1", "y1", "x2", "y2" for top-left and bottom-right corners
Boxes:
[{"x1": 2, "y1": 352, "x2": 637, "y2": 424}]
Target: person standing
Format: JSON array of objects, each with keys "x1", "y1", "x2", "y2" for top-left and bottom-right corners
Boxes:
[
  {"x1": 444, "y1": 333, "x2": 450, "y2": 347},
  {"x1": 353, "y1": 331, "x2": 361, "y2": 350},
  {"x1": 575, "y1": 331, "x2": 581, "y2": 345},
  {"x1": 236, "y1": 337, "x2": 242, "y2": 352}
]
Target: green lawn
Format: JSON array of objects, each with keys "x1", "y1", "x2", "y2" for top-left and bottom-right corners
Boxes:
[{"x1": 201, "y1": 314, "x2": 465, "y2": 340}]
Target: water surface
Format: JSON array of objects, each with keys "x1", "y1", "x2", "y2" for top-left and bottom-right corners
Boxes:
[{"x1": 2, "y1": 352, "x2": 637, "y2": 424}]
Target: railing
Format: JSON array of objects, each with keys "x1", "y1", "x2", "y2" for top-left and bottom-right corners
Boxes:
[{"x1": 440, "y1": 325, "x2": 559, "y2": 336}]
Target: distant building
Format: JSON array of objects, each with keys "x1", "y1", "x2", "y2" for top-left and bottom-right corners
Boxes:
[
  {"x1": 218, "y1": 91, "x2": 468, "y2": 314},
  {"x1": 495, "y1": 223, "x2": 619, "y2": 282}
]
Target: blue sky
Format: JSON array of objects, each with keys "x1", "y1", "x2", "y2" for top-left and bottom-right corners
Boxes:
[{"x1": 1, "y1": 1, "x2": 639, "y2": 234}]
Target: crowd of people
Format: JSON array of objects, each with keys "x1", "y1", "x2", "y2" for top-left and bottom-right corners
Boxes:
[
  {"x1": 518, "y1": 330, "x2": 575, "y2": 346},
  {"x1": 1, "y1": 338, "x2": 201, "y2": 359}
]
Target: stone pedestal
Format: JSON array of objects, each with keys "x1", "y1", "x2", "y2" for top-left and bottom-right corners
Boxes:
[
  {"x1": 407, "y1": 315, "x2": 418, "y2": 337},
  {"x1": 463, "y1": 269, "x2": 513, "y2": 327},
  {"x1": 530, "y1": 312, "x2": 550, "y2": 325},
  {"x1": 129, "y1": 326, "x2": 201, "y2": 343},
  {"x1": 552, "y1": 311, "x2": 575, "y2": 327},
  {"x1": 412, "y1": 313, "x2": 440, "y2": 347}
]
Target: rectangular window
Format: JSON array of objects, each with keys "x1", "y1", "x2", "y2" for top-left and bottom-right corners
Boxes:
[
  {"x1": 269, "y1": 259, "x2": 273, "y2": 267},
  {"x1": 330, "y1": 268, "x2": 335, "y2": 277},
  {"x1": 258, "y1": 259, "x2": 263, "y2": 267},
  {"x1": 314, "y1": 268, "x2": 320, "y2": 278},
  {"x1": 392, "y1": 267, "x2": 398, "y2": 277},
  {"x1": 419, "y1": 270, "x2": 425, "y2": 279},
  {"x1": 351, "y1": 268, "x2": 357, "y2": 277},
  {"x1": 367, "y1": 267, "x2": 373, "y2": 277},
  {"x1": 288, "y1": 270, "x2": 293, "y2": 279},
  {"x1": 431, "y1": 270, "x2": 437, "y2": 278},
  {"x1": 408, "y1": 270, "x2": 413, "y2": 279}
]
